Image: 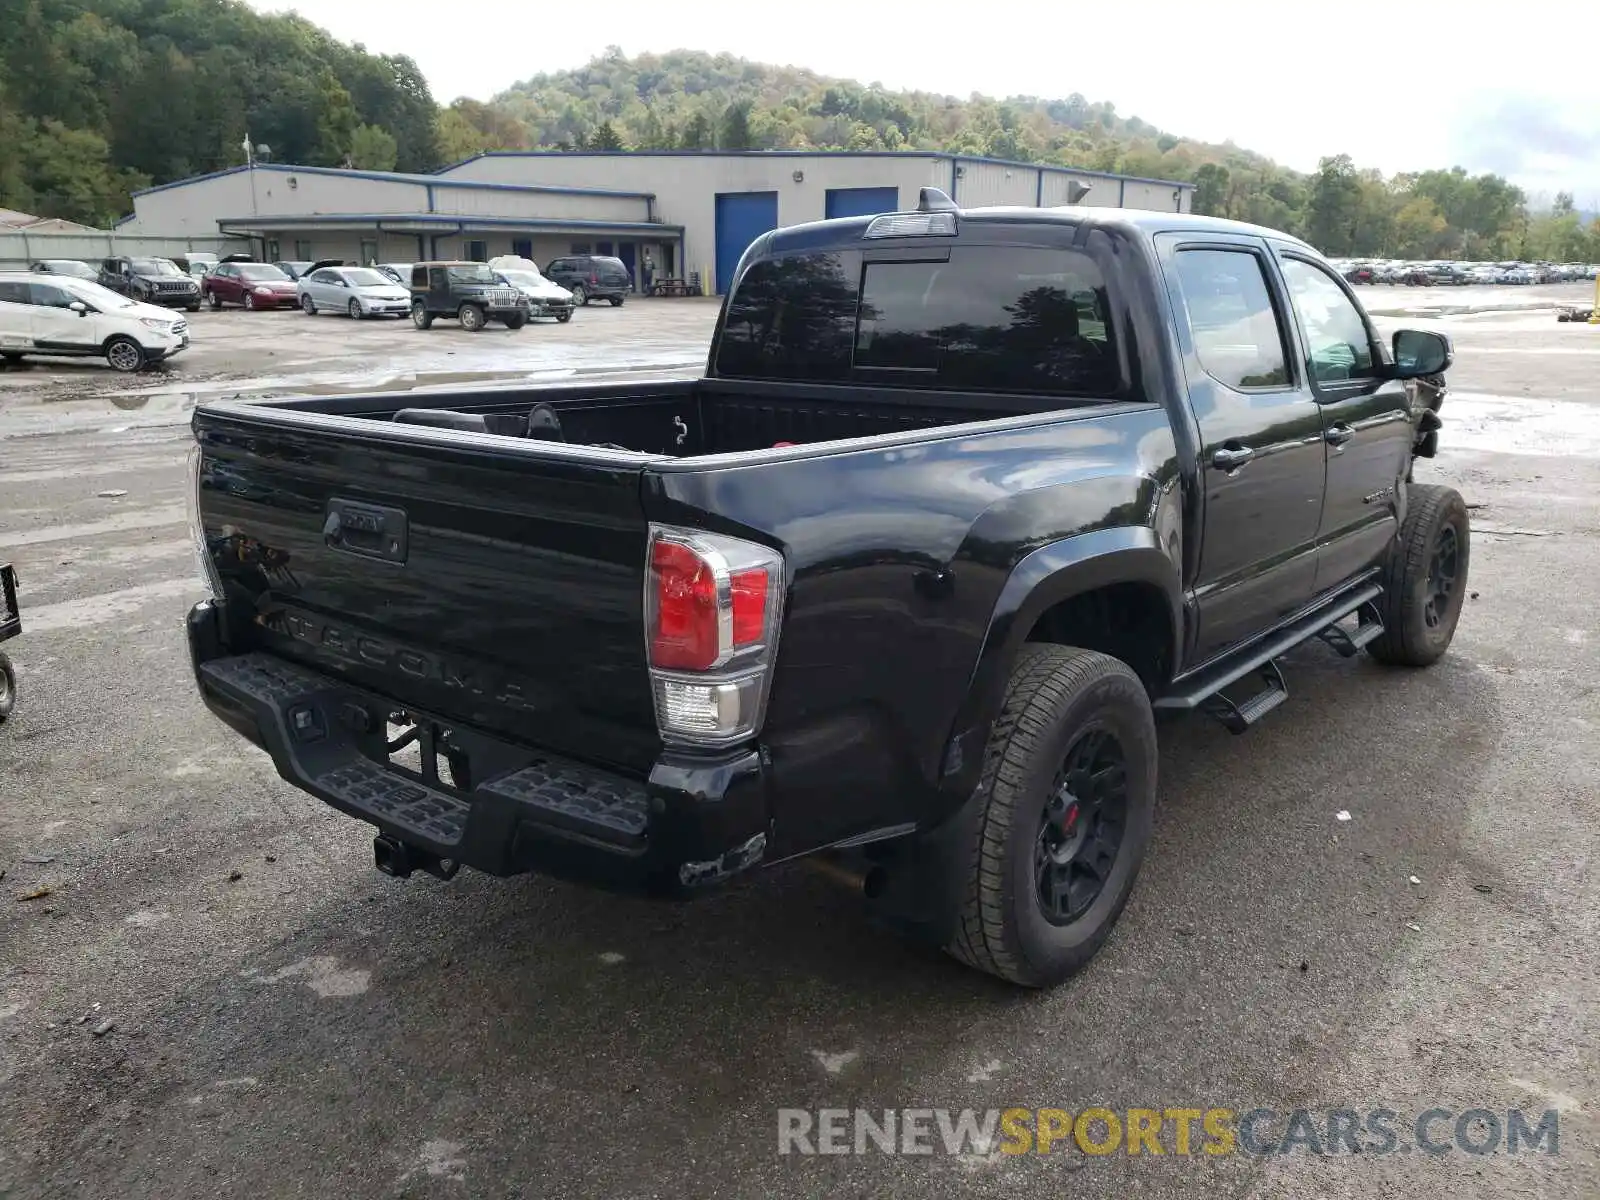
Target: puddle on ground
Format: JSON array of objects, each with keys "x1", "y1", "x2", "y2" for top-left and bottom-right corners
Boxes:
[{"x1": 1442, "y1": 391, "x2": 1600, "y2": 459}]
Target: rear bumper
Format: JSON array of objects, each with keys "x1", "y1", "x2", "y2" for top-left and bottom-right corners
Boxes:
[{"x1": 186, "y1": 600, "x2": 770, "y2": 893}]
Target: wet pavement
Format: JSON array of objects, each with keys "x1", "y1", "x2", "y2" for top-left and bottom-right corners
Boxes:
[{"x1": 1, "y1": 295, "x2": 1597, "y2": 1199}]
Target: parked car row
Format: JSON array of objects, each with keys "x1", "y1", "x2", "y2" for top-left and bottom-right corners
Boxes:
[{"x1": 1331, "y1": 257, "x2": 1600, "y2": 286}]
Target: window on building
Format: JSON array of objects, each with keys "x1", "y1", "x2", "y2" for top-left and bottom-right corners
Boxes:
[
  {"x1": 294, "y1": 241, "x2": 312, "y2": 260},
  {"x1": 360, "y1": 239, "x2": 379, "y2": 266},
  {"x1": 1170, "y1": 249, "x2": 1291, "y2": 391},
  {"x1": 512, "y1": 239, "x2": 533, "y2": 259},
  {"x1": 267, "y1": 240, "x2": 281, "y2": 261},
  {"x1": 465, "y1": 240, "x2": 488, "y2": 262}
]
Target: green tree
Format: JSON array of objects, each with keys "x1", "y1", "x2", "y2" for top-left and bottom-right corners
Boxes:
[
  {"x1": 719, "y1": 100, "x2": 754, "y2": 150},
  {"x1": 679, "y1": 110, "x2": 713, "y2": 150},
  {"x1": 349, "y1": 122, "x2": 398, "y2": 170},
  {"x1": 589, "y1": 119, "x2": 624, "y2": 150},
  {"x1": 1192, "y1": 162, "x2": 1229, "y2": 216}
]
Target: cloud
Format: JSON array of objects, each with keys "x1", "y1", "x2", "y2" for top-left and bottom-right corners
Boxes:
[{"x1": 1446, "y1": 93, "x2": 1600, "y2": 195}]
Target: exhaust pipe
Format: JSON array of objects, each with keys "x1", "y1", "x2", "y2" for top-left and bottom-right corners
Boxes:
[{"x1": 805, "y1": 855, "x2": 889, "y2": 899}]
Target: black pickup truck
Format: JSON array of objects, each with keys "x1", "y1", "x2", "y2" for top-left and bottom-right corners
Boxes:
[{"x1": 184, "y1": 189, "x2": 1467, "y2": 988}]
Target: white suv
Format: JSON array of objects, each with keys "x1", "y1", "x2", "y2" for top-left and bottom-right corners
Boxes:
[{"x1": 0, "y1": 272, "x2": 190, "y2": 373}]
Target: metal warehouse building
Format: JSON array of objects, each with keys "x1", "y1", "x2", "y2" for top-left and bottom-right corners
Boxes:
[{"x1": 118, "y1": 151, "x2": 1194, "y2": 294}]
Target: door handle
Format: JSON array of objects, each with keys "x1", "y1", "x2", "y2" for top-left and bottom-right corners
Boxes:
[
  {"x1": 1211, "y1": 445, "x2": 1255, "y2": 471},
  {"x1": 1325, "y1": 423, "x2": 1355, "y2": 447}
]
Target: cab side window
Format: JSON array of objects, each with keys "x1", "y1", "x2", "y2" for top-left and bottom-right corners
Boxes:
[
  {"x1": 1170, "y1": 248, "x2": 1291, "y2": 390},
  {"x1": 28, "y1": 283, "x2": 77, "y2": 308},
  {"x1": 429, "y1": 267, "x2": 448, "y2": 290},
  {"x1": 1279, "y1": 258, "x2": 1376, "y2": 385},
  {"x1": 0, "y1": 281, "x2": 29, "y2": 305}
]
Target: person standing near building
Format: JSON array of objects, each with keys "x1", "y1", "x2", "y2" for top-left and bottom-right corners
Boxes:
[{"x1": 641, "y1": 250, "x2": 655, "y2": 296}]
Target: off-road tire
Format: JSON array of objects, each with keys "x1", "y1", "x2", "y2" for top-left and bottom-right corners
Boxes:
[
  {"x1": 411, "y1": 301, "x2": 433, "y2": 330},
  {"x1": 459, "y1": 303, "x2": 486, "y2": 332},
  {"x1": 0, "y1": 650, "x2": 13, "y2": 723},
  {"x1": 609, "y1": 296, "x2": 624, "y2": 307},
  {"x1": 1367, "y1": 483, "x2": 1470, "y2": 667},
  {"x1": 945, "y1": 644, "x2": 1157, "y2": 988}
]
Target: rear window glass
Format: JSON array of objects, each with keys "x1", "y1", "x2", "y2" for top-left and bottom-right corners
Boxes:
[{"x1": 716, "y1": 246, "x2": 1119, "y2": 396}]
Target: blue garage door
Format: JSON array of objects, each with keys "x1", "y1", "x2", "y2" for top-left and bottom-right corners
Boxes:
[
  {"x1": 825, "y1": 186, "x2": 901, "y2": 220},
  {"x1": 714, "y1": 191, "x2": 779, "y2": 294}
]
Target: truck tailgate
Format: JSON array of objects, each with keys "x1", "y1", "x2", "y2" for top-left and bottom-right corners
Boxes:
[{"x1": 193, "y1": 404, "x2": 664, "y2": 774}]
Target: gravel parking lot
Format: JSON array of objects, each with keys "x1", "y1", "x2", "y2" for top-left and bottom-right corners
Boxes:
[{"x1": 1, "y1": 289, "x2": 1597, "y2": 1199}]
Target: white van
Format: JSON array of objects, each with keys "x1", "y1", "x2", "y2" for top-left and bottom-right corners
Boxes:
[{"x1": 0, "y1": 272, "x2": 190, "y2": 372}]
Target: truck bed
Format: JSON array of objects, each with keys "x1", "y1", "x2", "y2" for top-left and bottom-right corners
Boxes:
[{"x1": 261, "y1": 377, "x2": 1041, "y2": 458}]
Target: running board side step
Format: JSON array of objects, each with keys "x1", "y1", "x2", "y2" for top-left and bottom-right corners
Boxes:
[{"x1": 1156, "y1": 582, "x2": 1384, "y2": 734}]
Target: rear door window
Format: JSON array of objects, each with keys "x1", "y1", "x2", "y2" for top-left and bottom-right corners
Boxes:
[
  {"x1": 1169, "y1": 248, "x2": 1291, "y2": 390},
  {"x1": 716, "y1": 244, "x2": 1120, "y2": 397},
  {"x1": 0, "y1": 281, "x2": 30, "y2": 305}
]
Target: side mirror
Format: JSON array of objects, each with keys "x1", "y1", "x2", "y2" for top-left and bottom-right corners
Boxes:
[
  {"x1": 1390, "y1": 329, "x2": 1452, "y2": 379},
  {"x1": 69, "y1": 301, "x2": 88, "y2": 316}
]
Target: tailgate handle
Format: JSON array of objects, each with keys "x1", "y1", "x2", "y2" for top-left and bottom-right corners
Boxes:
[{"x1": 323, "y1": 498, "x2": 408, "y2": 564}]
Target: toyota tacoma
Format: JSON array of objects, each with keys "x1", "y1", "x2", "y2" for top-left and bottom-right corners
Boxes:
[{"x1": 183, "y1": 191, "x2": 1468, "y2": 987}]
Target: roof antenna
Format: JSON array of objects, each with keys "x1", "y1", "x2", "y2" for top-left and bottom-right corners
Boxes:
[{"x1": 918, "y1": 187, "x2": 958, "y2": 213}]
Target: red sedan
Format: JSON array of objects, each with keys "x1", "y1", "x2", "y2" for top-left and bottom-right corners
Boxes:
[{"x1": 204, "y1": 261, "x2": 300, "y2": 311}]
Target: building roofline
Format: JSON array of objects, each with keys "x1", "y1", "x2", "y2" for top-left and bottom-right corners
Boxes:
[
  {"x1": 133, "y1": 162, "x2": 654, "y2": 201},
  {"x1": 437, "y1": 149, "x2": 1194, "y2": 191},
  {"x1": 214, "y1": 213, "x2": 684, "y2": 234}
]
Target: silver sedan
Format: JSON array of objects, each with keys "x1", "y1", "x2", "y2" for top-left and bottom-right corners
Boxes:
[{"x1": 297, "y1": 265, "x2": 413, "y2": 319}]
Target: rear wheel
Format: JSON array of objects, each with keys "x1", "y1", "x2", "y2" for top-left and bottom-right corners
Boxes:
[
  {"x1": 411, "y1": 301, "x2": 433, "y2": 330},
  {"x1": 1367, "y1": 484, "x2": 1470, "y2": 667},
  {"x1": 609, "y1": 295, "x2": 624, "y2": 307},
  {"x1": 301, "y1": 294, "x2": 317, "y2": 315},
  {"x1": 944, "y1": 645, "x2": 1157, "y2": 988},
  {"x1": 0, "y1": 650, "x2": 14, "y2": 723},
  {"x1": 458, "y1": 303, "x2": 486, "y2": 332},
  {"x1": 569, "y1": 284, "x2": 587, "y2": 306},
  {"x1": 105, "y1": 335, "x2": 145, "y2": 373},
  {"x1": 348, "y1": 299, "x2": 363, "y2": 320}
]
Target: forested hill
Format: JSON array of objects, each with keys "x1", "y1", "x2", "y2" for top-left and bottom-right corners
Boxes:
[
  {"x1": 0, "y1": 0, "x2": 439, "y2": 225},
  {"x1": 2, "y1": 9, "x2": 1596, "y2": 263}
]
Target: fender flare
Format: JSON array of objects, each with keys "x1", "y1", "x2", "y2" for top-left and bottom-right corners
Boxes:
[{"x1": 936, "y1": 526, "x2": 1183, "y2": 799}]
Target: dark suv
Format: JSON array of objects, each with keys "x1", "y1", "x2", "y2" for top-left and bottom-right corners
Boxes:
[
  {"x1": 409, "y1": 262, "x2": 529, "y2": 331},
  {"x1": 543, "y1": 255, "x2": 631, "y2": 306},
  {"x1": 97, "y1": 256, "x2": 202, "y2": 311}
]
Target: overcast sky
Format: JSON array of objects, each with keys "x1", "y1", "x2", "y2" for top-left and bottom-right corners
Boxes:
[{"x1": 247, "y1": 0, "x2": 1600, "y2": 204}]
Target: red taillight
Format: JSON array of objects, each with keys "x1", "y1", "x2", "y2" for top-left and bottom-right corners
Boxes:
[
  {"x1": 649, "y1": 537, "x2": 774, "y2": 670},
  {"x1": 646, "y1": 526, "x2": 785, "y2": 745},
  {"x1": 589, "y1": 273, "x2": 599, "y2": 284},
  {"x1": 730, "y1": 569, "x2": 769, "y2": 646},
  {"x1": 650, "y1": 539, "x2": 719, "y2": 670}
]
